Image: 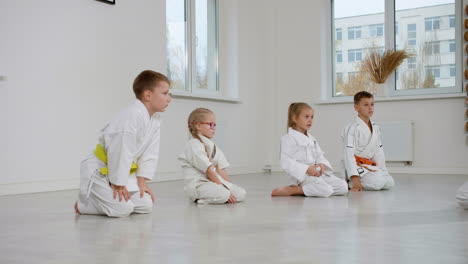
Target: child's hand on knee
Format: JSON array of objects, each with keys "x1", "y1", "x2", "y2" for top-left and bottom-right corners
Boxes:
[
  {"x1": 111, "y1": 184, "x2": 130, "y2": 202},
  {"x1": 137, "y1": 177, "x2": 155, "y2": 203}
]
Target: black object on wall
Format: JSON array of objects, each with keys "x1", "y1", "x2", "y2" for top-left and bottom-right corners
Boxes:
[{"x1": 96, "y1": 0, "x2": 115, "y2": 5}]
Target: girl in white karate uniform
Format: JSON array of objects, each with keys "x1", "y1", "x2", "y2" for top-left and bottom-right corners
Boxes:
[
  {"x1": 179, "y1": 108, "x2": 246, "y2": 204},
  {"x1": 456, "y1": 181, "x2": 468, "y2": 209},
  {"x1": 271, "y1": 103, "x2": 348, "y2": 197}
]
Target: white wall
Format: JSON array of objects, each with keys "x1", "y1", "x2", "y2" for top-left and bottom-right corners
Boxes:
[
  {"x1": 0, "y1": 0, "x2": 272, "y2": 195},
  {"x1": 1, "y1": 0, "x2": 467, "y2": 195}
]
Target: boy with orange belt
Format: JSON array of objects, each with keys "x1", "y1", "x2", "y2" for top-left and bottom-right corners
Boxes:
[{"x1": 341, "y1": 91, "x2": 395, "y2": 192}]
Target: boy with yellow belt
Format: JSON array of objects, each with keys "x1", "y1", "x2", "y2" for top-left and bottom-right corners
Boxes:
[{"x1": 74, "y1": 70, "x2": 171, "y2": 217}]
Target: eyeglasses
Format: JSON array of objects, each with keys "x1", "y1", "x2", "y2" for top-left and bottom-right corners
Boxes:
[{"x1": 195, "y1": 122, "x2": 216, "y2": 129}]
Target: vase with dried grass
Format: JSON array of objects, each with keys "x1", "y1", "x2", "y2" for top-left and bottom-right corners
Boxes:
[{"x1": 359, "y1": 49, "x2": 413, "y2": 85}]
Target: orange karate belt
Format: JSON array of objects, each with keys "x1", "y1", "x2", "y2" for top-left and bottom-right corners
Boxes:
[{"x1": 354, "y1": 155, "x2": 377, "y2": 172}]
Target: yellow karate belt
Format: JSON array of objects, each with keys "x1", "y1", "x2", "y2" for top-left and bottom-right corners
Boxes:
[{"x1": 94, "y1": 144, "x2": 138, "y2": 175}]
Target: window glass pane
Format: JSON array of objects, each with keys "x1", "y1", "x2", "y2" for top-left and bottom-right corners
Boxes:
[
  {"x1": 336, "y1": 28, "x2": 342, "y2": 40},
  {"x1": 395, "y1": 0, "x2": 455, "y2": 90},
  {"x1": 332, "y1": 0, "x2": 384, "y2": 97},
  {"x1": 450, "y1": 39, "x2": 455, "y2": 52},
  {"x1": 449, "y1": 15, "x2": 455, "y2": 28},
  {"x1": 450, "y1": 64, "x2": 456, "y2": 77},
  {"x1": 336, "y1": 51, "x2": 343, "y2": 63},
  {"x1": 166, "y1": 0, "x2": 187, "y2": 91},
  {"x1": 194, "y1": 0, "x2": 217, "y2": 91}
]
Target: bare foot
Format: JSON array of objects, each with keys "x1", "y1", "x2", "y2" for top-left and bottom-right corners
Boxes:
[
  {"x1": 74, "y1": 201, "x2": 80, "y2": 215},
  {"x1": 271, "y1": 187, "x2": 290, "y2": 196},
  {"x1": 272, "y1": 186, "x2": 305, "y2": 196}
]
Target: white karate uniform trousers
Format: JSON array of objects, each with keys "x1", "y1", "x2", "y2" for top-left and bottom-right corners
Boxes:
[
  {"x1": 77, "y1": 157, "x2": 153, "y2": 218},
  {"x1": 456, "y1": 181, "x2": 468, "y2": 209},
  {"x1": 189, "y1": 181, "x2": 247, "y2": 204},
  {"x1": 300, "y1": 174, "x2": 348, "y2": 198},
  {"x1": 353, "y1": 170, "x2": 395, "y2": 191}
]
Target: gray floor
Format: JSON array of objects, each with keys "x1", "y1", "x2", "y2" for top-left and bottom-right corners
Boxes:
[{"x1": 1, "y1": 173, "x2": 468, "y2": 264}]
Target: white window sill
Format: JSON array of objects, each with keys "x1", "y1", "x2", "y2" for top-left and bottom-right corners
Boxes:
[
  {"x1": 170, "y1": 90, "x2": 242, "y2": 103},
  {"x1": 315, "y1": 92, "x2": 466, "y2": 105}
]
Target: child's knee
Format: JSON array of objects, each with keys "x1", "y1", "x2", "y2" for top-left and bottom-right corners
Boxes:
[
  {"x1": 105, "y1": 201, "x2": 134, "y2": 218},
  {"x1": 133, "y1": 195, "x2": 153, "y2": 214},
  {"x1": 382, "y1": 177, "x2": 395, "y2": 190},
  {"x1": 206, "y1": 188, "x2": 231, "y2": 204},
  {"x1": 362, "y1": 175, "x2": 387, "y2": 191},
  {"x1": 335, "y1": 181, "x2": 349, "y2": 195},
  {"x1": 304, "y1": 184, "x2": 333, "y2": 198},
  {"x1": 234, "y1": 187, "x2": 247, "y2": 202}
]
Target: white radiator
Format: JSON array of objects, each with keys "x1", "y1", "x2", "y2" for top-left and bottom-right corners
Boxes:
[{"x1": 379, "y1": 120, "x2": 414, "y2": 164}]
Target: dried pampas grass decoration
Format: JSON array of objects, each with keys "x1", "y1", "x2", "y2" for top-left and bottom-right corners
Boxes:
[{"x1": 360, "y1": 49, "x2": 413, "y2": 84}]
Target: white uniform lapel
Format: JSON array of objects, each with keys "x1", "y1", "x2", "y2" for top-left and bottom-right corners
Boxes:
[
  {"x1": 288, "y1": 128, "x2": 315, "y2": 165},
  {"x1": 198, "y1": 135, "x2": 233, "y2": 189},
  {"x1": 356, "y1": 117, "x2": 379, "y2": 158}
]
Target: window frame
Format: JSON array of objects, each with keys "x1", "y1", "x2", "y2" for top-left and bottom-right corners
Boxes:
[
  {"x1": 326, "y1": 0, "x2": 463, "y2": 101},
  {"x1": 166, "y1": 0, "x2": 221, "y2": 98}
]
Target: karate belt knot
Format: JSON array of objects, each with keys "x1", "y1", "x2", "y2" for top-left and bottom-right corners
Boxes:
[
  {"x1": 94, "y1": 144, "x2": 138, "y2": 175},
  {"x1": 354, "y1": 155, "x2": 377, "y2": 172},
  {"x1": 85, "y1": 145, "x2": 138, "y2": 199}
]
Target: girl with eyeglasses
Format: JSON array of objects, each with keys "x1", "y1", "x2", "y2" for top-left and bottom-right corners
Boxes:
[{"x1": 178, "y1": 108, "x2": 246, "y2": 204}]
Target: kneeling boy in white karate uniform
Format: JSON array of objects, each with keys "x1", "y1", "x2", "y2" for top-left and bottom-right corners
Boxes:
[
  {"x1": 271, "y1": 103, "x2": 348, "y2": 197},
  {"x1": 74, "y1": 70, "x2": 172, "y2": 217},
  {"x1": 456, "y1": 181, "x2": 468, "y2": 209},
  {"x1": 342, "y1": 91, "x2": 395, "y2": 192},
  {"x1": 179, "y1": 108, "x2": 246, "y2": 204}
]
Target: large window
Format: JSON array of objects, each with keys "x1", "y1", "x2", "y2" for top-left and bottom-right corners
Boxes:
[
  {"x1": 166, "y1": 0, "x2": 219, "y2": 94},
  {"x1": 331, "y1": 0, "x2": 461, "y2": 98}
]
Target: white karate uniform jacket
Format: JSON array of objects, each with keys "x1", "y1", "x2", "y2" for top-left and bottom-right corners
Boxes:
[
  {"x1": 179, "y1": 135, "x2": 230, "y2": 189},
  {"x1": 342, "y1": 116, "x2": 386, "y2": 178},
  {"x1": 94, "y1": 99, "x2": 161, "y2": 191},
  {"x1": 280, "y1": 128, "x2": 348, "y2": 197},
  {"x1": 342, "y1": 116, "x2": 395, "y2": 191},
  {"x1": 281, "y1": 128, "x2": 334, "y2": 184},
  {"x1": 179, "y1": 135, "x2": 246, "y2": 203}
]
